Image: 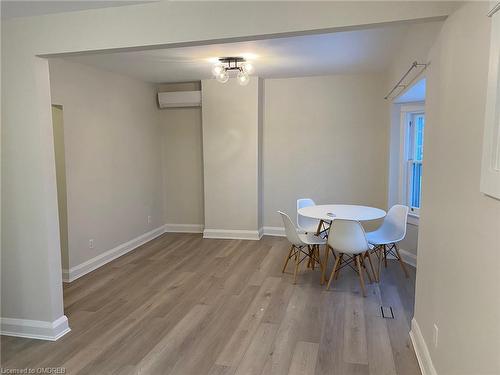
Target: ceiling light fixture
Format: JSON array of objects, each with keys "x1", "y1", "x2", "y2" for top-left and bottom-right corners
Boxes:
[{"x1": 212, "y1": 57, "x2": 253, "y2": 86}]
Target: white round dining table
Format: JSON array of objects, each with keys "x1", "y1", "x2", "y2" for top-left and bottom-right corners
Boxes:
[{"x1": 297, "y1": 204, "x2": 386, "y2": 222}]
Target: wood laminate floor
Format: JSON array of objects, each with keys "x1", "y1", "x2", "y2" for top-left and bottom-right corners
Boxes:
[{"x1": 1, "y1": 233, "x2": 420, "y2": 375}]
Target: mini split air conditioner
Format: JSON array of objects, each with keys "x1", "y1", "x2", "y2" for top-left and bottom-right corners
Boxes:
[{"x1": 157, "y1": 91, "x2": 202, "y2": 108}]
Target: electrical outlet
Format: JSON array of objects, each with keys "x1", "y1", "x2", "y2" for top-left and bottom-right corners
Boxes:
[
  {"x1": 89, "y1": 239, "x2": 94, "y2": 249},
  {"x1": 433, "y1": 324, "x2": 439, "y2": 348},
  {"x1": 147, "y1": 215, "x2": 152, "y2": 224}
]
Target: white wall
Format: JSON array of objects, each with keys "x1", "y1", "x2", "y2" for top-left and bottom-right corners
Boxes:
[
  {"x1": 386, "y1": 21, "x2": 444, "y2": 92},
  {"x1": 399, "y1": 223, "x2": 418, "y2": 257},
  {"x1": 414, "y1": 2, "x2": 500, "y2": 374},
  {"x1": 263, "y1": 74, "x2": 388, "y2": 229},
  {"x1": 49, "y1": 58, "x2": 163, "y2": 269},
  {"x1": 157, "y1": 83, "x2": 204, "y2": 227},
  {"x1": 386, "y1": 21, "x2": 443, "y2": 256},
  {"x1": 201, "y1": 77, "x2": 262, "y2": 236},
  {"x1": 0, "y1": 0, "x2": 457, "y2": 333}
]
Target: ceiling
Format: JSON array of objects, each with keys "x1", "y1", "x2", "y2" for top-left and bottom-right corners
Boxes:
[
  {"x1": 60, "y1": 22, "x2": 438, "y2": 83},
  {"x1": 1, "y1": 1, "x2": 154, "y2": 19}
]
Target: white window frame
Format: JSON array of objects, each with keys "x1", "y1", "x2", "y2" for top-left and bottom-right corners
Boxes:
[{"x1": 398, "y1": 103, "x2": 425, "y2": 225}]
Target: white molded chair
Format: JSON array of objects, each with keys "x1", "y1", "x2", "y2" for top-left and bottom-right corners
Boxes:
[
  {"x1": 278, "y1": 211, "x2": 326, "y2": 284},
  {"x1": 366, "y1": 204, "x2": 409, "y2": 279},
  {"x1": 296, "y1": 198, "x2": 320, "y2": 234},
  {"x1": 325, "y1": 219, "x2": 375, "y2": 297}
]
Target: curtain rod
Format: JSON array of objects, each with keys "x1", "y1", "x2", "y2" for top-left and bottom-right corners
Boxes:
[
  {"x1": 488, "y1": 2, "x2": 500, "y2": 17},
  {"x1": 384, "y1": 61, "x2": 428, "y2": 100},
  {"x1": 384, "y1": 3, "x2": 498, "y2": 100}
]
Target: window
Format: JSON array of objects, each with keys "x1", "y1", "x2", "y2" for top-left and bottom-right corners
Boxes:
[
  {"x1": 406, "y1": 112, "x2": 424, "y2": 215},
  {"x1": 391, "y1": 79, "x2": 426, "y2": 224},
  {"x1": 395, "y1": 103, "x2": 425, "y2": 222}
]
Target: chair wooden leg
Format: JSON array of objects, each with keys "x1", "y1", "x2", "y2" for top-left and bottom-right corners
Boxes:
[
  {"x1": 377, "y1": 246, "x2": 383, "y2": 280},
  {"x1": 383, "y1": 245, "x2": 388, "y2": 268},
  {"x1": 293, "y1": 246, "x2": 301, "y2": 284},
  {"x1": 360, "y1": 253, "x2": 373, "y2": 284},
  {"x1": 282, "y1": 245, "x2": 295, "y2": 273},
  {"x1": 365, "y1": 251, "x2": 377, "y2": 282},
  {"x1": 315, "y1": 245, "x2": 324, "y2": 285},
  {"x1": 355, "y1": 255, "x2": 367, "y2": 297},
  {"x1": 307, "y1": 245, "x2": 315, "y2": 269},
  {"x1": 315, "y1": 220, "x2": 324, "y2": 236},
  {"x1": 327, "y1": 254, "x2": 341, "y2": 290},
  {"x1": 335, "y1": 253, "x2": 343, "y2": 280},
  {"x1": 311, "y1": 245, "x2": 316, "y2": 270},
  {"x1": 321, "y1": 245, "x2": 329, "y2": 285},
  {"x1": 394, "y1": 244, "x2": 409, "y2": 278}
]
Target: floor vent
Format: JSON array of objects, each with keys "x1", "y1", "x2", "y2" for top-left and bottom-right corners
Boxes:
[{"x1": 380, "y1": 306, "x2": 395, "y2": 319}]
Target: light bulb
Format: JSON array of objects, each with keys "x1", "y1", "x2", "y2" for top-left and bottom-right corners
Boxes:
[
  {"x1": 216, "y1": 70, "x2": 229, "y2": 83},
  {"x1": 212, "y1": 63, "x2": 224, "y2": 77},
  {"x1": 241, "y1": 62, "x2": 253, "y2": 74},
  {"x1": 237, "y1": 71, "x2": 249, "y2": 86}
]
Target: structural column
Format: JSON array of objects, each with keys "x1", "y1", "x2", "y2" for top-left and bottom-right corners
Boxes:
[{"x1": 201, "y1": 77, "x2": 263, "y2": 239}]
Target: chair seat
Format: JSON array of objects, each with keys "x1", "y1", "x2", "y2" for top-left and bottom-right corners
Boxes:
[
  {"x1": 366, "y1": 230, "x2": 401, "y2": 245},
  {"x1": 297, "y1": 227, "x2": 318, "y2": 234},
  {"x1": 298, "y1": 232, "x2": 326, "y2": 246},
  {"x1": 297, "y1": 224, "x2": 319, "y2": 234},
  {"x1": 331, "y1": 243, "x2": 374, "y2": 255}
]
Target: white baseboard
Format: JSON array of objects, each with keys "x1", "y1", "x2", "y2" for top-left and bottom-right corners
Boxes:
[
  {"x1": 164, "y1": 223, "x2": 204, "y2": 233},
  {"x1": 62, "y1": 225, "x2": 166, "y2": 283},
  {"x1": 263, "y1": 227, "x2": 416, "y2": 267},
  {"x1": 203, "y1": 228, "x2": 263, "y2": 240},
  {"x1": 410, "y1": 318, "x2": 437, "y2": 375},
  {"x1": 386, "y1": 248, "x2": 417, "y2": 268},
  {"x1": 263, "y1": 226, "x2": 286, "y2": 237},
  {"x1": 398, "y1": 248, "x2": 417, "y2": 268},
  {"x1": 1, "y1": 315, "x2": 70, "y2": 341},
  {"x1": 61, "y1": 223, "x2": 414, "y2": 284},
  {"x1": 62, "y1": 223, "x2": 263, "y2": 283}
]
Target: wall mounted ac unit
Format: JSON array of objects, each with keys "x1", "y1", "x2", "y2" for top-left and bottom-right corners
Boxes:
[{"x1": 157, "y1": 91, "x2": 201, "y2": 108}]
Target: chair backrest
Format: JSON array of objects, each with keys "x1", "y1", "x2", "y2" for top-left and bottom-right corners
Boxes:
[
  {"x1": 327, "y1": 219, "x2": 370, "y2": 255},
  {"x1": 378, "y1": 204, "x2": 409, "y2": 243},
  {"x1": 296, "y1": 198, "x2": 318, "y2": 231},
  {"x1": 278, "y1": 211, "x2": 303, "y2": 246}
]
